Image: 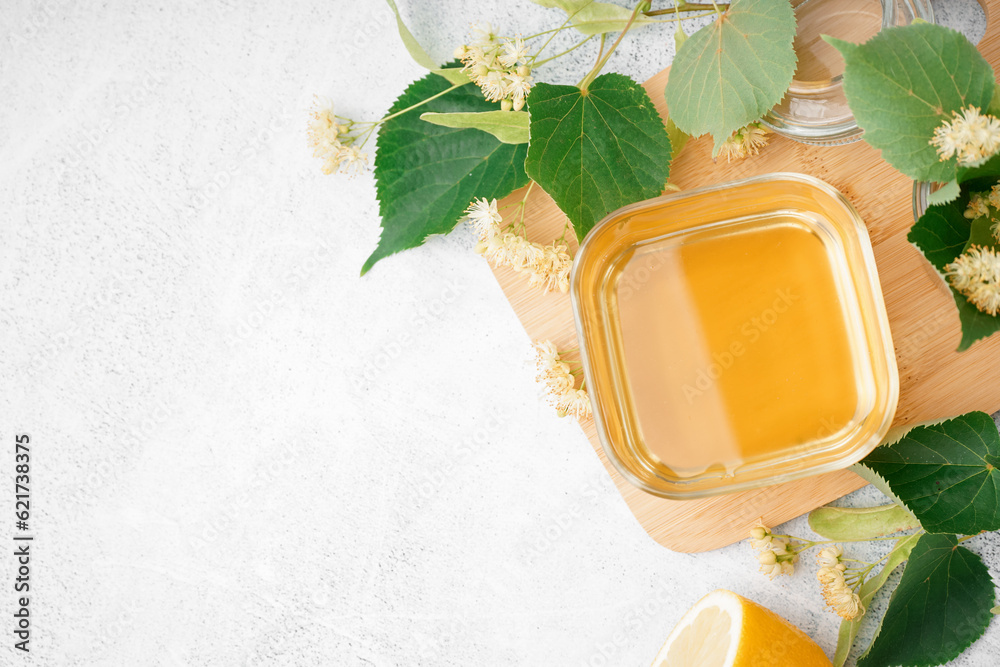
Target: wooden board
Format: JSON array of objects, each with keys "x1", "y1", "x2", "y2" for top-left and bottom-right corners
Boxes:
[{"x1": 492, "y1": 1, "x2": 1000, "y2": 552}]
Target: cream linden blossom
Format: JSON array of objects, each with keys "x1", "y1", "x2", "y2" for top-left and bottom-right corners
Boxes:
[
  {"x1": 963, "y1": 185, "x2": 1000, "y2": 242},
  {"x1": 308, "y1": 100, "x2": 369, "y2": 177},
  {"x1": 931, "y1": 106, "x2": 1000, "y2": 167},
  {"x1": 532, "y1": 340, "x2": 593, "y2": 420},
  {"x1": 456, "y1": 23, "x2": 533, "y2": 111},
  {"x1": 945, "y1": 245, "x2": 1000, "y2": 316},
  {"x1": 465, "y1": 197, "x2": 574, "y2": 294},
  {"x1": 748, "y1": 524, "x2": 862, "y2": 618},
  {"x1": 718, "y1": 121, "x2": 770, "y2": 163},
  {"x1": 815, "y1": 546, "x2": 864, "y2": 620},
  {"x1": 749, "y1": 520, "x2": 797, "y2": 579}
]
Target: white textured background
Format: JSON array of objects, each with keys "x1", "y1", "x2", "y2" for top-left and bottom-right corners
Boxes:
[{"x1": 1, "y1": 0, "x2": 998, "y2": 665}]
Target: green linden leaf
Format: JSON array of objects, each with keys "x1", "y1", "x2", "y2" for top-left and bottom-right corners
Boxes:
[
  {"x1": 958, "y1": 152, "x2": 1000, "y2": 184},
  {"x1": 859, "y1": 412, "x2": 1000, "y2": 535},
  {"x1": 850, "y1": 462, "x2": 916, "y2": 514},
  {"x1": 828, "y1": 23, "x2": 995, "y2": 183},
  {"x1": 834, "y1": 533, "x2": 920, "y2": 667},
  {"x1": 808, "y1": 504, "x2": 919, "y2": 542},
  {"x1": 384, "y1": 0, "x2": 470, "y2": 85},
  {"x1": 524, "y1": 73, "x2": 672, "y2": 242},
  {"x1": 665, "y1": 117, "x2": 690, "y2": 160},
  {"x1": 363, "y1": 72, "x2": 529, "y2": 275},
  {"x1": 926, "y1": 179, "x2": 960, "y2": 206},
  {"x1": 857, "y1": 533, "x2": 994, "y2": 667},
  {"x1": 989, "y1": 85, "x2": 1000, "y2": 116},
  {"x1": 965, "y1": 214, "x2": 1000, "y2": 253},
  {"x1": 420, "y1": 111, "x2": 529, "y2": 144},
  {"x1": 529, "y1": 0, "x2": 654, "y2": 35},
  {"x1": 673, "y1": 22, "x2": 688, "y2": 52},
  {"x1": 664, "y1": 0, "x2": 796, "y2": 154},
  {"x1": 909, "y1": 193, "x2": 1000, "y2": 350}
]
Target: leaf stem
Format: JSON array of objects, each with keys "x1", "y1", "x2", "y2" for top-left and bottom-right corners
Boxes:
[
  {"x1": 375, "y1": 83, "x2": 465, "y2": 126},
  {"x1": 578, "y1": 1, "x2": 650, "y2": 92},
  {"x1": 517, "y1": 180, "x2": 536, "y2": 231},
  {"x1": 358, "y1": 82, "x2": 464, "y2": 147},
  {"x1": 523, "y1": 26, "x2": 570, "y2": 40},
  {"x1": 532, "y1": 0, "x2": 595, "y2": 57},
  {"x1": 533, "y1": 35, "x2": 595, "y2": 67},
  {"x1": 772, "y1": 535, "x2": 908, "y2": 546},
  {"x1": 357, "y1": 124, "x2": 378, "y2": 149},
  {"x1": 556, "y1": 219, "x2": 572, "y2": 245},
  {"x1": 594, "y1": 33, "x2": 607, "y2": 65},
  {"x1": 502, "y1": 181, "x2": 537, "y2": 234},
  {"x1": 645, "y1": 2, "x2": 728, "y2": 15}
]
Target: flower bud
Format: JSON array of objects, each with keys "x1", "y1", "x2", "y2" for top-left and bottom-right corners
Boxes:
[
  {"x1": 473, "y1": 64, "x2": 489, "y2": 78},
  {"x1": 517, "y1": 65, "x2": 531, "y2": 78},
  {"x1": 454, "y1": 45, "x2": 468, "y2": 59},
  {"x1": 757, "y1": 550, "x2": 777, "y2": 565},
  {"x1": 750, "y1": 527, "x2": 767, "y2": 541},
  {"x1": 501, "y1": 98, "x2": 513, "y2": 112},
  {"x1": 512, "y1": 97, "x2": 525, "y2": 112}
]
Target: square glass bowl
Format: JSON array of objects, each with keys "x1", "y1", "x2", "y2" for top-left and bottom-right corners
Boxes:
[{"x1": 571, "y1": 174, "x2": 898, "y2": 499}]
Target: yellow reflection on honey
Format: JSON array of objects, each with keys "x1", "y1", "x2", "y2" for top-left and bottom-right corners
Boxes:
[{"x1": 616, "y1": 217, "x2": 858, "y2": 476}]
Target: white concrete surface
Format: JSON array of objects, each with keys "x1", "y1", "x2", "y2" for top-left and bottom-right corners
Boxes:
[{"x1": 1, "y1": 0, "x2": 997, "y2": 665}]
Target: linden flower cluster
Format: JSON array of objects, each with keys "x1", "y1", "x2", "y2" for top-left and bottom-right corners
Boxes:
[
  {"x1": 466, "y1": 198, "x2": 573, "y2": 293},
  {"x1": 816, "y1": 546, "x2": 864, "y2": 620},
  {"x1": 308, "y1": 102, "x2": 368, "y2": 176},
  {"x1": 718, "y1": 122, "x2": 770, "y2": 163},
  {"x1": 963, "y1": 185, "x2": 1000, "y2": 241},
  {"x1": 946, "y1": 245, "x2": 1000, "y2": 316},
  {"x1": 964, "y1": 191, "x2": 992, "y2": 220},
  {"x1": 455, "y1": 23, "x2": 533, "y2": 111},
  {"x1": 533, "y1": 340, "x2": 592, "y2": 420},
  {"x1": 931, "y1": 106, "x2": 1000, "y2": 167},
  {"x1": 749, "y1": 521, "x2": 798, "y2": 579}
]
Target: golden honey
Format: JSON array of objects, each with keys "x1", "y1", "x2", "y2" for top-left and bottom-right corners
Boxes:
[{"x1": 571, "y1": 174, "x2": 898, "y2": 498}]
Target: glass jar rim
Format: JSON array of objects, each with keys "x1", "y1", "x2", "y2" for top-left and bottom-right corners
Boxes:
[{"x1": 761, "y1": 0, "x2": 935, "y2": 147}]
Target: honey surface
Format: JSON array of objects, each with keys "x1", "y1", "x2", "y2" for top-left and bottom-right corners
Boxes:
[{"x1": 614, "y1": 218, "x2": 859, "y2": 476}]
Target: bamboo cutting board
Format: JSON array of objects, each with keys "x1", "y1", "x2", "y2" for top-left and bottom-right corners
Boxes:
[{"x1": 492, "y1": 2, "x2": 1000, "y2": 552}]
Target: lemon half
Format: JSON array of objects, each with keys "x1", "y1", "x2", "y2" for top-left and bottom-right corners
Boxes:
[{"x1": 651, "y1": 590, "x2": 832, "y2": 667}]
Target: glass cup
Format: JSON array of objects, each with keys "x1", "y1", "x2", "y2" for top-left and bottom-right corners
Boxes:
[{"x1": 762, "y1": 0, "x2": 935, "y2": 146}]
